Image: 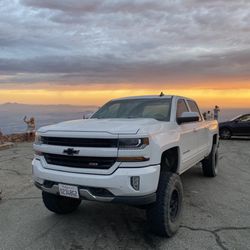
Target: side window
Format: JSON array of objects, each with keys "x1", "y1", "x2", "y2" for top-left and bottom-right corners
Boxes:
[
  {"x1": 187, "y1": 100, "x2": 202, "y2": 121},
  {"x1": 238, "y1": 115, "x2": 250, "y2": 122},
  {"x1": 176, "y1": 99, "x2": 189, "y2": 118}
]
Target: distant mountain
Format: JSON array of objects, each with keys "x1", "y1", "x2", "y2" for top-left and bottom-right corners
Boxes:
[
  {"x1": 0, "y1": 103, "x2": 98, "y2": 134},
  {"x1": 0, "y1": 102, "x2": 98, "y2": 112}
]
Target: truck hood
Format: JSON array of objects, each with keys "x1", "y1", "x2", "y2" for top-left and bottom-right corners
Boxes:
[{"x1": 38, "y1": 118, "x2": 161, "y2": 135}]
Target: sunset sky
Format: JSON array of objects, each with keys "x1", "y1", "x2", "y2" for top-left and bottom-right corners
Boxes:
[{"x1": 0, "y1": 0, "x2": 250, "y2": 108}]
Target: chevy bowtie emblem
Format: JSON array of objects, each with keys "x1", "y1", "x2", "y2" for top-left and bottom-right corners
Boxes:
[{"x1": 63, "y1": 148, "x2": 80, "y2": 156}]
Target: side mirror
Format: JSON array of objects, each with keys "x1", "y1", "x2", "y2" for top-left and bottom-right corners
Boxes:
[
  {"x1": 177, "y1": 112, "x2": 200, "y2": 124},
  {"x1": 83, "y1": 112, "x2": 94, "y2": 119}
]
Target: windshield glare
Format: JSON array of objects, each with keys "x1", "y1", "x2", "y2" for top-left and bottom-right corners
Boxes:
[{"x1": 91, "y1": 98, "x2": 172, "y2": 121}]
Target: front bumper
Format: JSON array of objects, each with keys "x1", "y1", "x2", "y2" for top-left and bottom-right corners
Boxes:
[
  {"x1": 32, "y1": 158, "x2": 160, "y2": 205},
  {"x1": 35, "y1": 181, "x2": 156, "y2": 205}
]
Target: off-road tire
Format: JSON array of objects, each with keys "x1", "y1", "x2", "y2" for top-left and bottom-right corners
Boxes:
[
  {"x1": 220, "y1": 128, "x2": 231, "y2": 140},
  {"x1": 146, "y1": 172, "x2": 183, "y2": 237},
  {"x1": 202, "y1": 144, "x2": 218, "y2": 177},
  {"x1": 42, "y1": 191, "x2": 81, "y2": 214}
]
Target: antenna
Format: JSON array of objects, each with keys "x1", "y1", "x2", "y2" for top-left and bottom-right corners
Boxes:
[{"x1": 160, "y1": 92, "x2": 164, "y2": 97}]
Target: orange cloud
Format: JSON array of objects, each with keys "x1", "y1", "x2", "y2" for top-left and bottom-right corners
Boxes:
[{"x1": 0, "y1": 83, "x2": 249, "y2": 108}]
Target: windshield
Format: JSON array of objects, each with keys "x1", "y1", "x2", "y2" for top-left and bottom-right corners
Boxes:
[{"x1": 92, "y1": 98, "x2": 172, "y2": 121}]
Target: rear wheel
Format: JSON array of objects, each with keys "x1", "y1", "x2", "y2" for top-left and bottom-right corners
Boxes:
[
  {"x1": 146, "y1": 172, "x2": 183, "y2": 237},
  {"x1": 42, "y1": 191, "x2": 81, "y2": 214},
  {"x1": 220, "y1": 128, "x2": 231, "y2": 139},
  {"x1": 202, "y1": 144, "x2": 218, "y2": 177}
]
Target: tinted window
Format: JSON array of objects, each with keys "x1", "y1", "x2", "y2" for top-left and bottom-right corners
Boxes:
[
  {"x1": 176, "y1": 99, "x2": 189, "y2": 118},
  {"x1": 141, "y1": 103, "x2": 170, "y2": 120},
  {"x1": 105, "y1": 103, "x2": 120, "y2": 117},
  {"x1": 238, "y1": 115, "x2": 250, "y2": 122},
  {"x1": 187, "y1": 100, "x2": 202, "y2": 121},
  {"x1": 92, "y1": 98, "x2": 172, "y2": 121}
]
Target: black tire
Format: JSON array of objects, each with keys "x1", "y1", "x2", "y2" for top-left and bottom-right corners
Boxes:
[
  {"x1": 42, "y1": 191, "x2": 81, "y2": 214},
  {"x1": 146, "y1": 172, "x2": 183, "y2": 237},
  {"x1": 202, "y1": 144, "x2": 218, "y2": 177},
  {"x1": 220, "y1": 128, "x2": 231, "y2": 139}
]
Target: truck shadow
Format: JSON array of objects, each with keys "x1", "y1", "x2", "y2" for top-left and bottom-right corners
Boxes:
[
  {"x1": 40, "y1": 166, "x2": 207, "y2": 249},
  {"x1": 44, "y1": 202, "x2": 163, "y2": 249}
]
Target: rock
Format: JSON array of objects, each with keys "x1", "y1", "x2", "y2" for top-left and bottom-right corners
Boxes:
[
  {"x1": 0, "y1": 142, "x2": 14, "y2": 150},
  {"x1": 0, "y1": 132, "x2": 34, "y2": 144}
]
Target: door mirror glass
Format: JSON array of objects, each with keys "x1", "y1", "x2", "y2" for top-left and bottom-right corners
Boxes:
[{"x1": 177, "y1": 112, "x2": 200, "y2": 124}]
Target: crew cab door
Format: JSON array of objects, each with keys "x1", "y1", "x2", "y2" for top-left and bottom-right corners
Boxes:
[
  {"x1": 186, "y1": 100, "x2": 210, "y2": 158},
  {"x1": 176, "y1": 99, "x2": 198, "y2": 172}
]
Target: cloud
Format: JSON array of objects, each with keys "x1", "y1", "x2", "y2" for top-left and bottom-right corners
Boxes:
[
  {"x1": 21, "y1": 0, "x2": 168, "y2": 14},
  {"x1": 0, "y1": 0, "x2": 250, "y2": 86}
]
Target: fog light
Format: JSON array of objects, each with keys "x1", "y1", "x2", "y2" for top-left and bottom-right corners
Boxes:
[{"x1": 131, "y1": 176, "x2": 140, "y2": 191}]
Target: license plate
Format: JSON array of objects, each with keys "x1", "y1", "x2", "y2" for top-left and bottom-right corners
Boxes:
[{"x1": 58, "y1": 184, "x2": 79, "y2": 199}]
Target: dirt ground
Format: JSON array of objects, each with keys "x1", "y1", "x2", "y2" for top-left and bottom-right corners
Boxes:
[{"x1": 0, "y1": 139, "x2": 250, "y2": 250}]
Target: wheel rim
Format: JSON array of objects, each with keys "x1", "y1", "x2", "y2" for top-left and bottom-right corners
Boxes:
[
  {"x1": 221, "y1": 129, "x2": 231, "y2": 139},
  {"x1": 170, "y1": 189, "x2": 179, "y2": 222}
]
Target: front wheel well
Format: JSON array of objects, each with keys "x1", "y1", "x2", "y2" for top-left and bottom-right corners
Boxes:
[
  {"x1": 160, "y1": 147, "x2": 179, "y2": 173},
  {"x1": 213, "y1": 134, "x2": 218, "y2": 145}
]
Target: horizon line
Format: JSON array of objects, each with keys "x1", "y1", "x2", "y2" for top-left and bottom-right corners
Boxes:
[{"x1": 0, "y1": 102, "x2": 249, "y2": 110}]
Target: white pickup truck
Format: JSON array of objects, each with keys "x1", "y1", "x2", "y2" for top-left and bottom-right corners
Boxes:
[{"x1": 32, "y1": 94, "x2": 219, "y2": 237}]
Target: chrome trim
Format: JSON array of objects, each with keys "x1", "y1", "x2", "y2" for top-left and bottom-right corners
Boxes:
[
  {"x1": 79, "y1": 189, "x2": 114, "y2": 202},
  {"x1": 42, "y1": 184, "x2": 59, "y2": 194},
  {"x1": 36, "y1": 182, "x2": 114, "y2": 202}
]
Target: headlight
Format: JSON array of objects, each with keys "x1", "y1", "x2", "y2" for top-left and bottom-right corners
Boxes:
[
  {"x1": 34, "y1": 133, "x2": 42, "y2": 145},
  {"x1": 118, "y1": 138, "x2": 149, "y2": 149}
]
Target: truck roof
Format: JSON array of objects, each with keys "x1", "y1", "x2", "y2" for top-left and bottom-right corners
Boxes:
[{"x1": 112, "y1": 94, "x2": 191, "y2": 101}]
